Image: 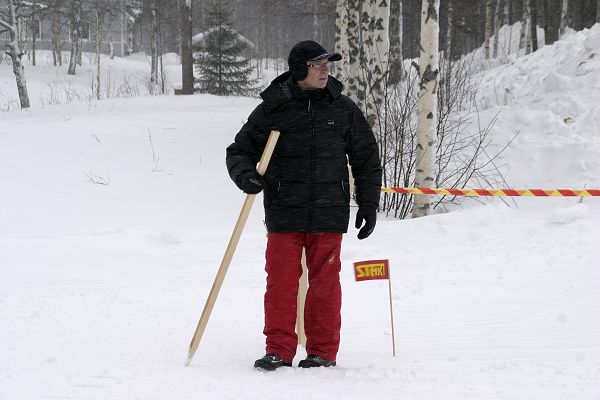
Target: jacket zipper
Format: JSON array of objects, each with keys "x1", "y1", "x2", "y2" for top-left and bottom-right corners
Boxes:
[{"x1": 308, "y1": 95, "x2": 314, "y2": 232}]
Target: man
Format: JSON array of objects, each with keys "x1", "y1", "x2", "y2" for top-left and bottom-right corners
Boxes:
[{"x1": 226, "y1": 40, "x2": 381, "y2": 371}]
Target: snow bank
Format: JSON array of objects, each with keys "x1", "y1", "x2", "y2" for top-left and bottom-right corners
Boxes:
[{"x1": 471, "y1": 24, "x2": 600, "y2": 192}]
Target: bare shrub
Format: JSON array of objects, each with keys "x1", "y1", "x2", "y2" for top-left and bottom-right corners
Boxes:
[
  {"x1": 1, "y1": 99, "x2": 20, "y2": 112},
  {"x1": 85, "y1": 170, "x2": 110, "y2": 185},
  {"x1": 378, "y1": 54, "x2": 515, "y2": 219}
]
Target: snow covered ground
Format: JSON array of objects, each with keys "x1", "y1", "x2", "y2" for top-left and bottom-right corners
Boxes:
[{"x1": 1, "y1": 27, "x2": 600, "y2": 400}]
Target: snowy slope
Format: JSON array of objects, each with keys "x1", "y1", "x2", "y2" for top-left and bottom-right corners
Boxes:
[
  {"x1": 1, "y1": 26, "x2": 600, "y2": 400},
  {"x1": 474, "y1": 25, "x2": 600, "y2": 191}
]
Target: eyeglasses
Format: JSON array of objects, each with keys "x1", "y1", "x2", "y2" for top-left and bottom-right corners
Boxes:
[{"x1": 307, "y1": 61, "x2": 330, "y2": 71}]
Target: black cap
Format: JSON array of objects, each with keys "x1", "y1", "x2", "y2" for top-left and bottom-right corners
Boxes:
[{"x1": 288, "y1": 40, "x2": 342, "y2": 81}]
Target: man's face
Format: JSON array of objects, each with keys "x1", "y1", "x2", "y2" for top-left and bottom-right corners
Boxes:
[{"x1": 299, "y1": 59, "x2": 330, "y2": 90}]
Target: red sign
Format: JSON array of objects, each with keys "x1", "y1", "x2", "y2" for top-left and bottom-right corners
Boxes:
[{"x1": 353, "y1": 259, "x2": 389, "y2": 281}]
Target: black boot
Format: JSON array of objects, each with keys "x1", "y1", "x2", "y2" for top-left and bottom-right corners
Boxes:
[
  {"x1": 253, "y1": 353, "x2": 292, "y2": 371},
  {"x1": 298, "y1": 354, "x2": 336, "y2": 368}
]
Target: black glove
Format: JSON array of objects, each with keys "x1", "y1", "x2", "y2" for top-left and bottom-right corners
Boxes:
[
  {"x1": 238, "y1": 170, "x2": 266, "y2": 194},
  {"x1": 355, "y1": 208, "x2": 377, "y2": 240}
]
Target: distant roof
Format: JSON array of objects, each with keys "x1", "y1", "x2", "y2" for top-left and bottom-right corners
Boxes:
[{"x1": 192, "y1": 25, "x2": 255, "y2": 50}]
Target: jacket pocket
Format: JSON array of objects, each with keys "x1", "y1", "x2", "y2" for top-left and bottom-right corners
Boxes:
[
  {"x1": 341, "y1": 180, "x2": 350, "y2": 203},
  {"x1": 264, "y1": 180, "x2": 281, "y2": 209}
]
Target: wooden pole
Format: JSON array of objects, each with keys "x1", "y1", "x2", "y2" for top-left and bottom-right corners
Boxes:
[
  {"x1": 296, "y1": 249, "x2": 308, "y2": 346},
  {"x1": 185, "y1": 130, "x2": 281, "y2": 366}
]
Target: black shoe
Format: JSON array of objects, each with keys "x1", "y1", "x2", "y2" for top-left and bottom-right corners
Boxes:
[
  {"x1": 253, "y1": 353, "x2": 292, "y2": 371},
  {"x1": 298, "y1": 354, "x2": 336, "y2": 368}
]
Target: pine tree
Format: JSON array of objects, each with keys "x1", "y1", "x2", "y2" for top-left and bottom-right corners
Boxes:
[{"x1": 194, "y1": 1, "x2": 256, "y2": 96}]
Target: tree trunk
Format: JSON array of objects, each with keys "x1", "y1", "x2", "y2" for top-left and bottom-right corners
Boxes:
[
  {"x1": 345, "y1": 0, "x2": 366, "y2": 112},
  {"x1": 150, "y1": 0, "x2": 159, "y2": 93},
  {"x1": 68, "y1": 0, "x2": 81, "y2": 75},
  {"x1": 77, "y1": 38, "x2": 82, "y2": 66},
  {"x1": 95, "y1": 6, "x2": 101, "y2": 100},
  {"x1": 413, "y1": 0, "x2": 440, "y2": 218},
  {"x1": 31, "y1": 0, "x2": 37, "y2": 66},
  {"x1": 530, "y1": 0, "x2": 539, "y2": 51},
  {"x1": 493, "y1": 0, "x2": 505, "y2": 58},
  {"x1": 505, "y1": 0, "x2": 512, "y2": 57},
  {"x1": 312, "y1": 0, "x2": 319, "y2": 41},
  {"x1": 445, "y1": 0, "x2": 454, "y2": 97},
  {"x1": 361, "y1": 0, "x2": 390, "y2": 135},
  {"x1": 180, "y1": 0, "x2": 194, "y2": 94},
  {"x1": 572, "y1": 0, "x2": 583, "y2": 31},
  {"x1": 520, "y1": 0, "x2": 532, "y2": 54},
  {"x1": 484, "y1": 0, "x2": 494, "y2": 59},
  {"x1": 445, "y1": 0, "x2": 454, "y2": 62},
  {"x1": 109, "y1": 38, "x2": 114, "y2": 59},
  {"x1": 543, "y1": 0, "x2": 560, "y2": 44},
  {"x1": 560, "y1": 0, "x2": 569, "y2": 34},
  {"x1": 334, "y1": 0, "x2": 350, "y2": 82},
  {"x1": 388, "y1": 0, "x2": 403, "y2": 85},
  {"x1": 52, "y1": 1, "x2": 63, "y2": 66},
  {"x1": 597, "y1": 0, "x2": 600, "y2": 23},
  {"x1": 335, "y1": 0, "x2": 389, "y2": 139},
  {"x1": 1, "y1": 0, "x2": 31, "y2": 109},
  {"x1": 107, "y1": 15, "x2": 114, "y2": 60}
]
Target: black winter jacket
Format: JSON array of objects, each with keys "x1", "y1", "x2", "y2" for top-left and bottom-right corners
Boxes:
[{"x1": 226, "y1": 72, "x2": 381, "y2": 233}]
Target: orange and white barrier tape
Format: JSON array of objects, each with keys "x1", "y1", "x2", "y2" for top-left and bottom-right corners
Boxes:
[{"x1": 381, "y1": 187, "x2": 600, "y2": 197}]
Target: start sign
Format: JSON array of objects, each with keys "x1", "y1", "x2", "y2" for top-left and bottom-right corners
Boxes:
[{"x1": 353, "y1": 259, "x2": 390, "y2": 281}]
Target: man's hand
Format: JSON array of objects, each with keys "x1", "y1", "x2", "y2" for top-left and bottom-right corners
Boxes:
[
  {"x1": 355, "y1": 208, "x2": 376, "y2": 240},
  {"x1": 239, "y1": 171, "x2": 266, "y2": 194}
]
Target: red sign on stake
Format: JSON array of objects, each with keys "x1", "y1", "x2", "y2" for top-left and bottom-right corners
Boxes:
[
  {"x1": 353, "y1": 259, "x2": 390, "y2": 282},
  {"x1": 352, "y1": 259, "x2": 396, "y2": 356}
]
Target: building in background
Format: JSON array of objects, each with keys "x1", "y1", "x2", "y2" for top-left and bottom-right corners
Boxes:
[{"x1": 0, "y1": 0, "x2": 133, "y2": 59}]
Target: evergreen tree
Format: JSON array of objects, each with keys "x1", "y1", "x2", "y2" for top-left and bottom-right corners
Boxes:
[{"x1": 194, "y1": 1, "x2": 256, "y2": 96}]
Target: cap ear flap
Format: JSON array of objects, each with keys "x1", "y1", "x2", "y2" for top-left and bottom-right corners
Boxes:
[{"x1": 290, "y1": 60, "x2": 308, "y2": 81}]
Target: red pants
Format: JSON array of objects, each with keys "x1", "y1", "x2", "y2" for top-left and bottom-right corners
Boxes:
[{"x1": 263, "y1": 232, "x2": 343, "y2": 363}]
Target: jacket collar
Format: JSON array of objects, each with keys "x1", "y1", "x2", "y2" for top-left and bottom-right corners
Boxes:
[{"x1": 259, "y1": 71, "x2": 344, "y2": 113}]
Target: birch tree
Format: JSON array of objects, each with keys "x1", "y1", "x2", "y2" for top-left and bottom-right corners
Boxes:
[
  {"x1": 412, "y1": 0, "x2": 439, "y2": 218},
  {"x1": 334, "y1": 0, "x2": 350, "y2": 82},
  {"x1": 149, "y1": 0, "x2": 159, "y2": 93},
  {"x1": 387, "y1": 0, "x2": 403, "y2": 85},
  {"x1": 361, "y1": 0, "x2": 390, "y2": 132},
  {"x1": 345, "y1": 0, "x2": 366, "y2": 112},
  {"x1": 180, "y1": 0, "x2": 194, "y2": 94},
  {"x1": 0, "y1": 0, "x2": 31, "y2": 109},
  {"x1": 95, "y1": 1, "x2": 101, "y2": 99},
  {"x1": 519, "y1": 0, "x2": 532, "y2": 55},
  {"x1": 484, "y1": 0, "x2": 494, "y2": 59},
  {"x1": 559, "y1": 0, "x2": 568, "y2": 35},
  {"x1": 335, "y1": 0, "x2": 389, "y2": 133},
  {"x1": 493, "y1": 0, "x2": 504, "y2": 59},
  {"x1": 91, "y1": 0, "x2": 102, "y2": 99},
  {"x1": 67, "y1": 0, "x2": 82, "y2": 75}
]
